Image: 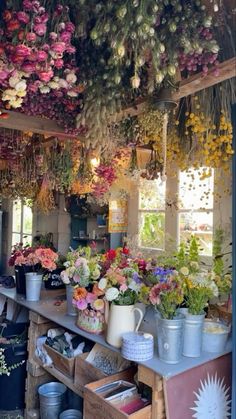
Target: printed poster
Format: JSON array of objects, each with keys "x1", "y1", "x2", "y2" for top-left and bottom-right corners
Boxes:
[{"x1": 108, "y1": 199, "x2": 128, "y2": 233}]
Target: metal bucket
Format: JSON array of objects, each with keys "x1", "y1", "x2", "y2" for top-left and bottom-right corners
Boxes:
[
  {"x1": 202, "y1": 320, "x2": 230, "y2": 353},
  {"x1": 66, "y1": 285, "x2": 77, "y2": 316},
  {"x1": 38, "y1": 382, "x2": 67, "y2": 419},
  {"x1": 156, "y1": 313, "x2": 184, "y2": 364},
  {"x1": 60, "y1": 409, "x2": 83, "y2": 419},
  {"x1": 183, "y1": 312, "x2": 205, "y2": 357},
  {"x1": 26, "y1": 273, "x2": 42, "y2": 301}
]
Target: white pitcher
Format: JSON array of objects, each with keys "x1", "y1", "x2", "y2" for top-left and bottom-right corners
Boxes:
[{"x1": 106, "y1": 304, "x2": 144, "y2": 348}]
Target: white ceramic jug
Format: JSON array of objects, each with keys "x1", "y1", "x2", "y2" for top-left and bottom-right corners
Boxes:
[{"x1": 106, "y1": 304, "x2": 144, "y2": 348}]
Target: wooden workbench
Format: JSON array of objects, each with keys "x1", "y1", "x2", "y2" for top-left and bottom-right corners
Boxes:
[{"x1": 0, "y1": 288, "x2": 232, "y2": 419}]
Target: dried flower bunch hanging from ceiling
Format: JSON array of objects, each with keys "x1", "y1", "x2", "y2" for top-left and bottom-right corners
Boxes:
[{"x1": 0, "y1": 0, "x2": 84, "y2": 133}]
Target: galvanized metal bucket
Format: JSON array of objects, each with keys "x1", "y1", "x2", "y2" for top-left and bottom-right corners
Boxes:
[
  {"x1": 183, "y1": 312, "x2": 205, "y2": 357},
  {"x1": 59, "y1": 409, "x2": 83, "y2": 419},
  {"x1": 38, "y1": 382, "x2": 67, "y2": 419},
  {"x1": 156, "y1": 313, "x2": 184, "y2": 364},
  {"x1": 202, "y1": 320, "x2": 230, "y2": 353},
  {"x1": 25, "y1": 273, "x2": 42, "y2": 301},
  {"x1": 66, "y1": 285, "x2": 77, "y2": 316}
]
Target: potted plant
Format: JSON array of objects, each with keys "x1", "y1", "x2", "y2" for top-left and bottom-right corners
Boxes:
[
  {"x1": 14, "y1": 247, "x2": 58, "y2": 301},
  {"x1": 8, "y1": 243, "x2": 35, "y2": 296},
  {"x1": 148, "y1": 271, "x2": 184, "y2": 364},
  {"x1": 181, "y1": 269, "x2": 218, "y2": 357}
]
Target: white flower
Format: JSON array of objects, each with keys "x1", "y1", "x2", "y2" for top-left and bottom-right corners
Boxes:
[
  {"x1": 17, "y1": 90, "x2": 27, "y2": 97},
  {"x1": 67, "y1": 90, "x2": 78, "y2": 97},
  {"x1": 58, "y1": 78, "x2": 68, "y2": 89},
  {"x1": 3, "y1": 89, "x2": 17, "y2": 97},
  {"x1": 60, "y1": 270, "x2": 70, "y2": 284},
  {"x1": 39, "y1": 85, "x2": 50, "y2": 94},
  {"x1": 63, "y1": 261, "x2": 70, "y2": 268},
  {"x1": 9, "y1": 76, "x2": 21, "y2": 88},
  {"x1": 180, "y1": 267, "x2": 189, "y2": 276},
  {"x1": 128, "y1": 280, "x2": 140, "y2": 293},
  {"x1": 15, "y1": 80, "x2": 27, "y2": 92},
  {"x1": 105, "y1": 287, "x2": 119, "y2": 302},
  {"x1": 48, "y1": 81, "x2": 59, "y2": 89},
  {"x1": 66, "y1": 72, "x2": 77, "y2": 84},
  {"x1": 9, "y1": 97, "x2": 23, "y2": 108},
  {"x1": 209, "y1": 282, "x2": 219, "y2": 298},
  {"x1": 98, "y1": 277, "x2": 107, "y2": 290}
]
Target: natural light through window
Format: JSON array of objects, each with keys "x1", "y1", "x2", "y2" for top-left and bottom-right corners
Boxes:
[
  {"x1": 12, "y1": 200, "x2": 33, "y2": 246},
  {"x1": 139, "y1": 178, "x2": 166, "y2": 250},
  {"x1": 178, "y1": 168, "x2": 214, "y2": 256}
]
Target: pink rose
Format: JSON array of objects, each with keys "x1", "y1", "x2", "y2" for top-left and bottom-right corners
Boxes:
[
  {"x1": 37, "y1": 50, "x2": 48, "y2": 62},
  {"x1": 65, "y1": 22, "x2": 75, "y2": 33},
  {"x1": 15, "y1": 45, "x2": 31, "y2": 58},
  {"x1": 34, "y1": 16, "x2": 42, "y2": 24},
  {"x1": 42, "y1": 44, "x2": 50, "y2": 52},
  {"x1": 21, "y1": 62, "x2": 36, "y2": 73},
  {"x1": 32, "y1": 1, "x2": 40, "y2": 12},
  {"x1": 23, "y1": 0, "x2": 33, "y2": 11},
  {"x1": 0, "y1": 70, "x2": 9, "y2": 80},
  {"x1": 37, "y1": 69, "x2": 54, "y2": 82},
  {"x1": 86, "y1": 293, "x2": 97, "y2": 304},
  {"x1": 51, "y1": 42, "x2": 66, "y2": 54},
  {"x1": 33, "y1": 23, "x2": 47, "y2": 36},
  {"x1": 49, "y1": 32, "x2": 57, "y2": 41},
  {"x1": 59, "y1": 31, "x2": 72, "y2": 43},
  {"x1": 120, "y1": 284, "x2": 128, "y2": 292},
  {"x1": 149, "y1": 285, "x2": 161, "y2": 306},
  {"x1": 76, "y1": 299, "x2": 87, "y2": 311},
  {"x1": 54, "y1": 58, "x2": 64, "y2": 69},
  {"x1": 17, "y1": 12, "x2": 30, "y2": 24},
  {"x1": 66, "y1": 45, "x2": 76, "y2": 54},
  {"x1": 26, "y1": 32, "x2": 37, "y2": 42}
]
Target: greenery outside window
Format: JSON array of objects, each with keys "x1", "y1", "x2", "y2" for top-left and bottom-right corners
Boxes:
[
  {"x1": 138, "y1": 178, "x2": 166, "y2": 250},
  {"x1": 12, "y1": 200, "x2": 33, "y2": 246},
  {"x1": 178, "y1": 168, "x2": 214, "y2": 256}
]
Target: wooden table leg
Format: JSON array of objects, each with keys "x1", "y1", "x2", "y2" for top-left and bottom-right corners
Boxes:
[{"x1": 138, "y1": 365, "x2": 166, "y2": 419}]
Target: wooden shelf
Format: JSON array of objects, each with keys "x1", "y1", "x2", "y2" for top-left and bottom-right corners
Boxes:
[{"x1": 42, "y1": 364, "x2": 84, "y2": 397}]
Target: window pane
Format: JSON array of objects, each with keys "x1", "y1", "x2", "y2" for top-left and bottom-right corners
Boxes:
[
  {"x1": 23, "y1": 205, "x2": 33, "y2": 234},
  {"x1": 139, "y1": 178, "x2": 166, "y2": 210},
  {"x1": 22, "y1": 235, "x2": 32, "y2": 246},
  {"x1": 179, "y1": 212, "x2": 213, "y2": 256},
  {"x1": 12, "y1": 233, "x2": 21, "y2": 246},
  {"x1": 179, "y1": 168, "x2": 214, "y2": 210},
  {"x1": 12, "y1": 200, "x2": 22, "y2": 233},
  {"x1": 139, "y1": 212, "x2": 165, "y2": 249}
]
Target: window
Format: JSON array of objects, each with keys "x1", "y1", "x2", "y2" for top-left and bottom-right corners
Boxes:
[
  {"x1": 137, "y1": 167, "x2": 214, "y2": 256},
  {"x1": 138, "y1": 178, "x2": 166, "y2": 250},
  {"x1": 12, "y1": 200, "x2": 33, "y2": 246},
  {"x1": 178, "y1": 168, "x2": 214, "y2": 256}
]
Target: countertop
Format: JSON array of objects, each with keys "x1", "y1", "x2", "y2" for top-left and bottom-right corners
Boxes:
[{"x1": 0, "y1": 286, "x2": 232, "y2": 379}]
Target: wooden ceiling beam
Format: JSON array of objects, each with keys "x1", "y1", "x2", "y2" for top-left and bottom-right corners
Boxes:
[
  {"x1": 113, "y1": 57, "x2": 236, "y2": 121},
  {"x1": 0, "y1": 109, "x2": 78, "y2": 139}
]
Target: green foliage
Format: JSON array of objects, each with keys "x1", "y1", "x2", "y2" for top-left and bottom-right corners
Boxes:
[
  {"x1": 113, "y1": 289, "x2": 138, "y2": 306},
  {"x1": 185, "y1": 286, "x2": 212, "y2": 315},
  {"x1": 140, "y1": 212, "x2": 165, "y2": 249},
  {"x1": 213, "y1": 228, "x2": 224, "y2": 276}
]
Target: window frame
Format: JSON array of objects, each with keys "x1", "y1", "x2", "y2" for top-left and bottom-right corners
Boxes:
[{"x1": 11, "y1": 199, "x2": 33, "y2": 247}]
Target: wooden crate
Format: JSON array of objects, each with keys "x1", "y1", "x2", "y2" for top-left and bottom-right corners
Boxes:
[
  {"x1": 74, "y1": 352, "x2": 107, "y2": 387},
  {"x1": 43, "y1": 344, "x2": 75, "y2": 378},
  {"x1": 84, "y1": 368, "x2": 151, "y2": 419},
  {"x1": 208, "y1": 304, "x2": 232, "y2": 326}
]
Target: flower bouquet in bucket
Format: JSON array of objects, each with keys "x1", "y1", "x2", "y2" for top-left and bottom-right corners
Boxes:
[{"x1": 11, "y1": 246, "x2": 58, "y2": 301}]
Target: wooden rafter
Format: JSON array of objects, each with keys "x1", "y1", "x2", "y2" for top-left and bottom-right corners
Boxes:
[
  {"x1": 114, "y1": 57, "x2": 236, "y2": 121},
  {"x1": 0, "y1": 57, "x2": 235, "y2": 136},
  {"x1": 0, "y1": 109, "x2": 78, "y2": 139}
]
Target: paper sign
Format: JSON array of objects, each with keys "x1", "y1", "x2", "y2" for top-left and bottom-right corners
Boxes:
[{"x1": 108, "y1": 199, "x2": 128, "y2": 233}]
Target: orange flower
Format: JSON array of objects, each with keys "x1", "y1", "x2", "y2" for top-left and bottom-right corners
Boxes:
[
  {"x1": 92, "y1": 283, "x2": 105, "y2": 297},
  {"x1": 73, "y1": 287, "x2": 87, "y2": 301}
]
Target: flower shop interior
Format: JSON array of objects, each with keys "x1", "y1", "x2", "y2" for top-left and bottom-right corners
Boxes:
[{"x1": 0, "y1": 0, "x2": 235, "y2": 418}]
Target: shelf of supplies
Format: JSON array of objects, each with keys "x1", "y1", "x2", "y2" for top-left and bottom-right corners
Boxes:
[{"x1": 39, "y1": 362, "x2": 84, "y2": 397}]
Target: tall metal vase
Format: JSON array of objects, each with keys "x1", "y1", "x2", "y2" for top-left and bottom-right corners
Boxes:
[
  {"x1": 66, "y1": 285, "x2": 77, "y2": 316},
  {"x1": 156, "y1": 313, "x2": 184, "y2": 364},
  {"x1": 183, "y1": 312, "x2": 205, "y2": 357}
]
